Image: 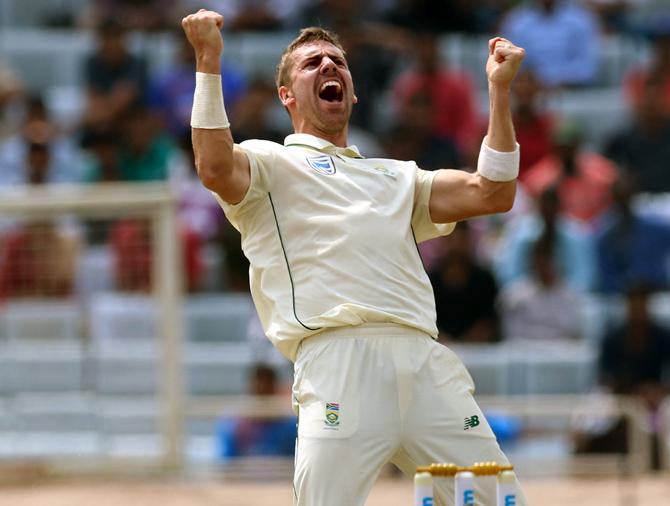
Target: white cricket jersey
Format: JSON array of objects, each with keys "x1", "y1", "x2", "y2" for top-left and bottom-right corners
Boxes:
[{"x1": 214, "y1": 133, "x2": 455, "y2": 361}]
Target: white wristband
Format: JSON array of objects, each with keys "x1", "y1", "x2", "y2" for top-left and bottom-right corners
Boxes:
[
  {"x1": 477, "y1": 136, "x2": 520, "y2": 182},
  {"x1": 191, "y1": 72, "x2": 230, "y2": 129}
]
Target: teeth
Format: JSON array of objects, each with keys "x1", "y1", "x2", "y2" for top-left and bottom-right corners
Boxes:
[{"x1": 319, "y1": 80, "x2": 341, "y2": 92}]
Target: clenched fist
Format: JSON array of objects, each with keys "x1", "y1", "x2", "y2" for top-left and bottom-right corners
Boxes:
[
  {"x1": 182, "y1": 9, "x2": 224, "y2": 68},
  {"x1": 486, "y1": 37, "x2": 525, "y2": 89}
]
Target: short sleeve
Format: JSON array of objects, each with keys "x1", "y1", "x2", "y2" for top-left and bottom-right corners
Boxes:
[
  {"x1": 412, "y1": 166, "x2": 456, "y2": 243},
  {"x1": 212, "y1": 139, "x2": 277, "y2": 223}
]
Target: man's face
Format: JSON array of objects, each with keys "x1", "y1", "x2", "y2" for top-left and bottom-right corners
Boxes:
[{"x1": 279, "y1": 41, "x2": 357, "y2": 135}]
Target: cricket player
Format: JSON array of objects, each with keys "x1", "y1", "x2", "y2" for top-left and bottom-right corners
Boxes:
[{"x1": 182, "y1": 9, "x2": 527, "y2": 506}]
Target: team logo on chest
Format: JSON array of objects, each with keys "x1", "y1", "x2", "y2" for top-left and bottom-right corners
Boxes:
[{"x1": 306, "y1": 155, "x2": 336, "y2": 175}]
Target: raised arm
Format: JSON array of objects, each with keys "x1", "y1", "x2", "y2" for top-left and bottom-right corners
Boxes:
[
  {"x1": 429, "y1": 38, "x2": 525, "y2": 224},
  {"x1": 182, "y1": 9, "x2": 250, "y2": 204}
]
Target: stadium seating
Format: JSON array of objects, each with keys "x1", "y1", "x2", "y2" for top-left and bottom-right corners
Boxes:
[{"x1": 183, "y1": 293, "x2": 254, "y2": 343}]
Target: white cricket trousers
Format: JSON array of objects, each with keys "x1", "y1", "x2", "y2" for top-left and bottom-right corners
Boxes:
[{"x1": 291, "y1": 324, "x2": 527, "y2": 506}]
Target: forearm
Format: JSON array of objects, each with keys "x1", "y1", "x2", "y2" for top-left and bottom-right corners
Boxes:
[
  {"x1": 485, "y1": 83, "x2": 516, "y2": 152},
  {"x1": 196, "y1": 51, "x2": 221, "y2": 74},
  {"x1": 475, "y1": 87, "x2": 518, "y2": 206}
]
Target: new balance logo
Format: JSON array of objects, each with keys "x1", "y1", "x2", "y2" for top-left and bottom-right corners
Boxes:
[{"x1": 463, "y1": 415, "x2": 480, "y2": 430}]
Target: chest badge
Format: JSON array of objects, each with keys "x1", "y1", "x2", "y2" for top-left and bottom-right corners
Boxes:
[{"x1": 306, "y1": 155, "x2": 336, "y2": 175}]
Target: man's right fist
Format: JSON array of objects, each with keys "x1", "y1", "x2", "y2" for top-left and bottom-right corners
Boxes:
[{"x1": 181, "y1": 9, "x2": 224, "y2": 58}]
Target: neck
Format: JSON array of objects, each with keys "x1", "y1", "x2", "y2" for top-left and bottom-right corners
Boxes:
[{"x1": 293, "y1": 122, "x2": 349, "y2": 148}]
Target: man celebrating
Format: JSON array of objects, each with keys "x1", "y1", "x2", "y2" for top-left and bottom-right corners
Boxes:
[{"x1": 182, "y1": 9, "x2": 526, "y2": 506}]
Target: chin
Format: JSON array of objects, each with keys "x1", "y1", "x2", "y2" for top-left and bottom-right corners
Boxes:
[{"x1": 318, "y1": 117, "x2": 348, "y2": 134}]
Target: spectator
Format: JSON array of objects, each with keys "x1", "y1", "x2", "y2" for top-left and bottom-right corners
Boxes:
[
  {"x1": 501, "y1": 0, "x2": 601, "y2": 87},
  {"x1": 0, "y1": 141, "x2": 79, "y2": 299},
  {"x1": 392, "y1": 32, "x2": 480, "y2": 164},
  {"x1": 496, "y1": 188, "x2": 594, "y2": 292},
  {"x1": 605, "y1": 76, "x2": 670, "y2": 193},
  {"x1": 429, "y1": 222, "x2": 500, "y2": 343},
  {"x1": 512, "y1": 69, "x2": 556, "y2": 181},
  {"x1": 599, "y1": 283, "x2": 670, "y2": 405},
  {"x1": 594, "y1": 172, "x2": 670, "y2": 293},
  {"x1": 383, "y1": 0, "x2": 498, "y2": 34},
  {"x1": 623, "y1": 14, "x2": 670, "y2": 115},
  {"x1": 0, "y1": 95, "x2": 85, "y2": 186},
  {"x1": 0, "y1": 60, "x2": 23, "y2": 140},
  {"x1": 110, "y1": 218, "x2": 203, "y2": 292},
  {"x1": 523, "y1": 120, "x2": 618, "y2": 224},
  {"x1": 295, "y1": 0, "x2": 383, "y2": 29},
  {"x1": 499, "y1": 235, "x2": 584, "y2": 341},
  {"x1": 77, "y1": 127, "x2": 122, "y2": 245},
  {"x1": 79, "y1": 0, "x2": 176, "y2": 31},
  {"x1": 575, "y1": 282, "x2": 670, "y2": 468},
  {"x1": 148, "y1": 33, "x2": 247, "y2": 139},
  {"x1": 216, "y1": 363, "x2": 296, "y2": 460},
  {"x1": 231, "y1": 79, "x2": 287, "y2": 144},
  {"x1": 117, "y1": 107, "x2": 181, "y2": 182},
  {"x1": 82, "y1": 19, "x2": 147, "y2": 131},
  {"x1": 81, "y1": 125, "x2": 122, "y2": 183},
  {"x1": 180, "y1": 0, "x2": 307, "y2": 31},
  {"x1": 496, "y1": 186, "x2": 594, "y2": 292},
  {"x1": 584, "y1": 0, "x2": 632, "y2": 34},
  {"x1": 0, "y1": 220, "x2": 78, "y2": 299},
  {"x1": 382, "y1": 90, "x2": 461, "y2": 171}
]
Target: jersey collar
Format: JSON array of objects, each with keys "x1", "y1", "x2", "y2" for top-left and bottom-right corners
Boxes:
[{"x1": 284, "y1": 133, "x2": 363, "y2": 159}]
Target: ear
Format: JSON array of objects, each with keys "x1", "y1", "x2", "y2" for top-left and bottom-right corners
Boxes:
[
  {"x1": 278, "y1": 86, "x2": 295, "y2": 107},
  {"x1": 353, "y1": 94, "x2": 358, "y2": 104}
]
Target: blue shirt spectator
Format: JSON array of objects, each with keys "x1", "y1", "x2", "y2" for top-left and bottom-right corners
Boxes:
[
  {"x1": 595, "y1": 213, "x2": 670, "y2": 293},
  {"x1": 496, "y1": 187, "x2": 595, "y2": 292},
  {"x1": 215, "y1": 364, "x2": 296, "y2": 460},
  {"x1": 501, "y1": 0, "x2": 601, "y2": 87},
  {"x1": 594, "y1": 173, "x2": 670, "y2": 293},
  {"x1": 147, "y1": 35, "x2": 247, "y2": 139}
]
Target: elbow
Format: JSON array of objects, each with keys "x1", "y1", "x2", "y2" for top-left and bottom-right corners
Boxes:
[
  {"x1": 196, "y1": 159, "x2": 228, "y2": 192},
  {"x1": 485, "y1": 183, "x2": 516, "y2": 214},
  {"x1": 495, "y1": 194, "x2": 515, "y2": 213},
  {"x1": 197, "y1": 165, "x2": 220, "y2": 191}
]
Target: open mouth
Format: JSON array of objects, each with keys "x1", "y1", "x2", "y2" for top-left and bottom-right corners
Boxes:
[{"x1": 318, "y1": 80, "x2": 344, "y2": 103}]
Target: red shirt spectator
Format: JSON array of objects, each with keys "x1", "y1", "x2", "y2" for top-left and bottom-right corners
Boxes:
[
  {"x1": 516, "y1": 114, "x2": 555, "y2": 181},
  {"x1": 512, "y1": 70, "x2": 556, "y2": 180},
  {"x1": 392, "y1": 34, "x2": 480, "y2": 161},
  {"x1": 623, "y1": 25, "x2": 670, "y2": 114},
  {"x1": 0, "y1": 223, "x2": 77, "y2": 299},
  {"x1": 624, "y1": 69, "x2": 670, "y2": 115},
  {"x1": 110, "y1": 219, "x2": 203, "y2": 292},
  {"x1": 524, "y1": 151, "x2": 617, "y2": 224}
]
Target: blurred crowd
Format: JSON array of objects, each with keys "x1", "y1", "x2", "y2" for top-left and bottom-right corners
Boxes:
[{"x1": 1, "y1": 0, "x2": 670, "y2": 463}]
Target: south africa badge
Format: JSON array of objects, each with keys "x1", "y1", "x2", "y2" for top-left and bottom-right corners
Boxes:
[
  {"x1": 325, "y1": 402, "x2": 340, "y2": 427},
  {"x1": 306, "y1": 155, "x2": 336, "y2": 175}
]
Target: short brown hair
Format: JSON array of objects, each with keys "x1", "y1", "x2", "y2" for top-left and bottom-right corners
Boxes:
[{"x1": 275, "y1": 27, "x2": 345, "y2": 89}]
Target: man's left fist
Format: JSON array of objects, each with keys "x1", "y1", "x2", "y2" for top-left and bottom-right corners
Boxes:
[{"x1": 486, "y1": 37, "x2": 525, "y2": 88}]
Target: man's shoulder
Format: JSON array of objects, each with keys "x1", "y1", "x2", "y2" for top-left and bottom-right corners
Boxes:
[
  {"x1": 236, "y1": 139, "x2": 287, "y2": 161},
  {"x1": 367, "y1": 156, "x2": 416, "y2": 169},
  {"x1": 238, "y1": 138, "x2": 285, "y2": 151}
]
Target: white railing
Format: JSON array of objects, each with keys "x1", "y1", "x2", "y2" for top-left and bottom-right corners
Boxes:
[{"x1": 0, "y1": 182, "x2": 184, "y2": 474}]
